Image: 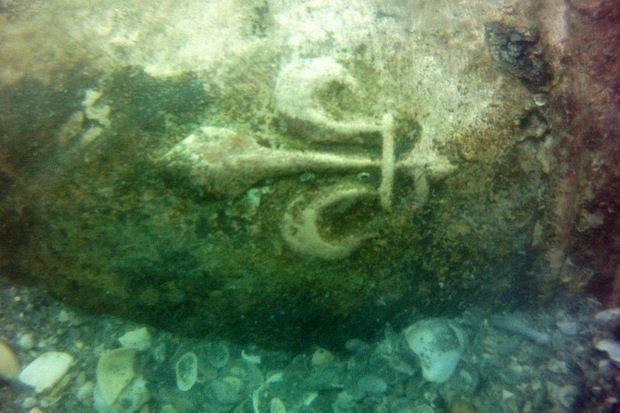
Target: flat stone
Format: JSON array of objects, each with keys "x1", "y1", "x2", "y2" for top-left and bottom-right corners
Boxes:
[
  {"x1": 118, "y1": 327, "x2": 151, "y2": 351},
  {"x1": 18, "y1": 351, "x2": 74, "y2": 393}
]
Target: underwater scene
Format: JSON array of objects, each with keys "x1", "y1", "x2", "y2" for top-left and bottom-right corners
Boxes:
[{"x1": 0, "y1": 0, "x2": 619, "y2": 412}]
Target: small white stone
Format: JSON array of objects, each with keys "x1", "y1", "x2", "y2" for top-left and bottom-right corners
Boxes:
[
  {"x1": 270, "y1": 397, "x2": 287, "y2": 413},
  {"x1": 57, "y1": 310, "x2": 71, "y2": 323},
  {"x1": 18, "y1": 352, "x2": 74, "y2": 393},
  {"x1": 18, "y1": 333, "x2": 35, "y2": 350},
  {"x1": 533, "y1": 93, "x2": 548, "y2": 106},
  {"x1": 119, "y1": 327, "x2": 151, "y2": 351},
  {"x1": 595, "y1": 339, "x2": 620, "y2": 363},
  {"x1": 310, "y1": 348, "x2": 334, "y2": 366},
  {"x1": 402, "y1": 318, "x2": 464, "y2": 383},
  {"x1": 594, "y1": 308, "x2": 620, "y2": 323},
  {"x1": 302, "y1": 392, "x2": 318, "y2": 407},
  {"x1": 241, "y1": 349, "x2": 261, "y2": 365}
]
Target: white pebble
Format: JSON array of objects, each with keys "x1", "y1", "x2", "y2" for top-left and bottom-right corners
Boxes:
[
  {"x1": 594, "y1": 308, "x2": 620, "y2": 323},
  {"x1": 18, "y1": 352, "x2": 74, "y2": 393},
  {"x1": 595, "y1": 339, "x2": 620, "y2": 363},
  {"x1": 18, "y1": 333, "x2": 35, "y2": 350},
  {"x1": 175, "y1": 352, "x2": 198, "y2": 391},
  {"x1": 118, "y1": 327, "x2": 151, "y2": 351},
  {"x1": 57, "y1": 310, "x2": 71, "y2": 323},
  {"x1": 241, "y1": 349, "x2": 261, "y2": 365}
]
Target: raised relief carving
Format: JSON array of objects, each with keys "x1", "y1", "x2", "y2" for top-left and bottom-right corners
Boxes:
[{"x1": 161, "y1": 57, "x2": 455, "y2": 259}]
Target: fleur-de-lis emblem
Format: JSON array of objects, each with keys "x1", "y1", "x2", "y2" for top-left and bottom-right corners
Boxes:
[{"x1": 161, "y1": 57, "x2": 454, "y2": 259}]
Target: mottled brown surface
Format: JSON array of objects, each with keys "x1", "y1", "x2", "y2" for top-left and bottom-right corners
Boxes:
[{"x1": 540, "y1": 0, "x2": 620, "y2": 305}]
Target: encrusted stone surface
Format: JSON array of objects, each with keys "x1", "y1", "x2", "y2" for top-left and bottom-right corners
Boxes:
[{"x1": 0, "y1": 0, "x2": 553, "y2": 348}]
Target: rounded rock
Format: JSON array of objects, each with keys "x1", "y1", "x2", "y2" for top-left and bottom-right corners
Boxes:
[
  {"x1": 403, "y1": 318, "x2": 464, "y2": 383},
  {"x1": 209, "y1": 376, "x2": 244, "y2": 405},
  {"x1": 270, "y1": 397, "x2": 287, "y2": 413},
  {"x1": 0, "y1": 341, "x2": 20, "y2": 381},
  {"x1": 311, "y1": 348, "x2": 335, "y2": 366},
  {"x1": 17, "y1": 333, "x2": 35, "y2": 350},
  {"x1": 206, "y1": 341, "x2": 230, "y2": 369},
  {"x1": 175, "y1": 352, "x2": 198, "y2": 391}
]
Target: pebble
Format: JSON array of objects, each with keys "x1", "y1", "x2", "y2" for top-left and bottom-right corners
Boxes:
[
  {"x1": 311, "y1": 348, "x2": 335, "y2": 366},
  {"x1": 265, "y1": 371, "x2": 284, "y2": 384},
  {"x1": 594, "y1": 308, "x2": 620, "y2": 322},
  {"x1": 344, "y1": 339, "x2": 369, "y2": 354},
  {"x1": 241, "y1": 349, "x2": 261, "y2": 365},
  {"x1": 57, "y1": 309, "x2": 75, "y2": 324},
  {"x1": 119, "y1": 327, "x2": 151, "y2": 351},
  {"x1": 302, "y1": 391, "x2": 318, "y2": 406},
  {"x1": 18, "y1": 333, "x2": 35, "y2": 350},
  {"x1": 206, "y1": 341, "x2": 230, "y2": 369},
  {"x1": 18, "y1": 351, "x2": 74, "y2": 393},
  {"x1": 594, "y1": 339, "x2": 620, "y2": 362},
  {"x1": 270, "y1": 397, "x2": 287, "y2": 413},
  {"x1": 501, "y1": 389, "x2": 515, "y2": 401},
  {"x1": 209, "y1": 376, "x2": 244, "y2": 405},
  {"x1": 175, "y1": 352, "x2": 198, "y2": 391},
  {"x1": 95, "y1": 348, "x2": 136, "y2": 405},
  {"x1": 0, "y1": 341, "x2": 20, "y2": 380},
  {"x1": 532, "y1": 93, "x2": 548, "y2": 106}
]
